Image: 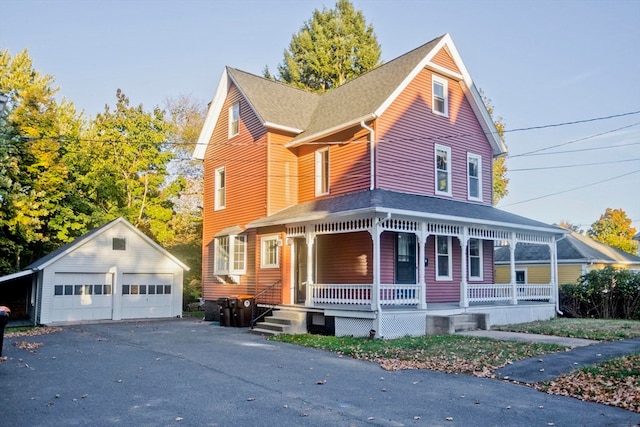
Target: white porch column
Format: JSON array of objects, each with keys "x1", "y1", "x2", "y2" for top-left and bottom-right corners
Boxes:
[
  {"x1": 549, "y1": 237, "x2": 558, "y2": 305},
  {"x1": 459, "y1": 227, "x2": 469, "y2": 308},
  {"x1": 417, "y1": 222, "x2": 428, "y2": 310},
  {"x1": 368, "y1": 216, "x2": 385, "y2": 338},
  {"x1": 305, "y1": 231, "x2": 316, "y2": 307},
  {"x1": 509, "y1": 232, "x2": 518, "y2": 305}
]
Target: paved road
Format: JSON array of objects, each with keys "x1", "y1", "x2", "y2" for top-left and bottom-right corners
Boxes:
[{"x1": 1, "y1": 318, "x2": 639, "y2": 427}]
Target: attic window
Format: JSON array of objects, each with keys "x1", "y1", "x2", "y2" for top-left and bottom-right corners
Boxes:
[
  {"x1": 432, "y1": 75, "x2": 448, "y2": 116},
  {"x1": 229, "y1": 102, "x2": 239, "y2": 137},
  {"x1": 112, "y1": 238, "x2": 126, "y2": 251}
]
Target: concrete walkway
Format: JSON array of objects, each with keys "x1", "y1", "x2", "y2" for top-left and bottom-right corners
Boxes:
[{"x1": 459, "y1": 330, "x2": 640, "y2": 385}]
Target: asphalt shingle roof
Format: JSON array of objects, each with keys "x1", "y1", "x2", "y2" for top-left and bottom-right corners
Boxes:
[
  {"x1": 248, "y1": 189, "x2": 562, "y2": 233},
  {"x1": 494, "y1": 230, "x2": 640, "y2": 264}
]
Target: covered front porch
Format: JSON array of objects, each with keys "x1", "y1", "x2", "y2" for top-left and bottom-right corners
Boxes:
[{"x1": 248, "y1": 189, "x2": 565, "y2": 338}]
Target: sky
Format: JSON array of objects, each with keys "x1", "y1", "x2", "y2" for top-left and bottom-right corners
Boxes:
[{"x1": 1, "y1": 0, "x2": 639, "y2": 232}]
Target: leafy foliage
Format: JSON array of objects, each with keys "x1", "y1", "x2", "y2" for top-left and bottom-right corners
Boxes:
[
  {"x1": 273, "y1": 0, "x2": 381, "y2": 92},
  {"x1": 558, "y1": 267, "x2": 640, "y2": 320},
  {"x1": 588, "y1": 208, "x2": 638, "y2": 255}
]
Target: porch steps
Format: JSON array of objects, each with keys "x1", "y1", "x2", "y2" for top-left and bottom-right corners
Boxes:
[
  {"x1": 426, "y1": 313, "x2": 489, "y2": 335},
  {"x1": 249, "y1": 307, "x2": 308, "y2": 337}
]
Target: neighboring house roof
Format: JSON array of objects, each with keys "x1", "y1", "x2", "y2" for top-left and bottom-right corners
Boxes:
[
  {"x1": 24, "y1": 217, "x2": 189, "y2": 272},
  {"x1": 193, "y1": 33, "x2": 505, "y2": 159},
  {"x1": 494, "y1": 230, "x2": 640, "y2": 265},
  {"x1": 634, "y1": 231, "x2": 640, "y2": 241},
  {"x1": 247, "y1": 189, "x2": 564, "y2": 235}
]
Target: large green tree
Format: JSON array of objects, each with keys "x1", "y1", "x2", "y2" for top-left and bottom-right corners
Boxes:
[
  {"x1": 82, "y1": 89, "x2": 180, "y2": 243},
  {"x1": 273, "y1": 0, "x2": 381, "y2": 92},
  {"x1": 0, "y1": 49, "x2": 86, "y2": 271},
  {"x1": 587, "y1": 208, "x2": 638, "y2": 255}
]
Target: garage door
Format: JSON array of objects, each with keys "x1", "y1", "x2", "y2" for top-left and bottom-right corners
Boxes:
[
  {"x1": 121, "y1": 273, "x2": 174, "y2": 319},
  {"x1": 52, "y1": 273, "x2": 114, "y2": 323}
]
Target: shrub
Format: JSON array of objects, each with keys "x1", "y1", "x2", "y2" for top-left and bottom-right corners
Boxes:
[{"x1": 560, "y1": 267, "x2": 640, "y2": 320}]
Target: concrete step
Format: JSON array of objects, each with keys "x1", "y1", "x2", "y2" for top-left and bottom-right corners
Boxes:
[{"x1": 454, "y1": 321, "x2": 478, "y2": 332}]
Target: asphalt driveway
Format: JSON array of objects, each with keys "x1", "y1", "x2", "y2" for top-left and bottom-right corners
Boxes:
[{"x1": 1, "y1": 318, "x2": 639, "y2": 427}]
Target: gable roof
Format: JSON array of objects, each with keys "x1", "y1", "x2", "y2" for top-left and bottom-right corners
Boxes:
[
  {"x1": 247, "y1": 189, "x2": 564, "y2": 235},
  {"x1": 193, "y1": 33, "x2": 505, "y2": 159},
  {"x1": 494, "y1": 230, "x2": 640, "y2": 264},
  {"x1": 24, "y1": 217, "x2": 189, "y2": 272}
]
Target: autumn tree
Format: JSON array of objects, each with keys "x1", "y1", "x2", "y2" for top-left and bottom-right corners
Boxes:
[
  {"x1": 272, "y1": 0, "x2": 381, "y2": 92},
  {"x1": 587, "y1": 208, "x2": 638, "y2": 255},
  {"x1": 81, "y1": 89, "x2": 180, "y2": 243},
  {"x1": 558, "y1": 220, "x2": 583, "y2": 234},
  {"x1": 482, "y1": 94, "x2": 509, "y2": 204},
  {"x1": 0, "y1": 49, "x2": 86, "y2": 271}
]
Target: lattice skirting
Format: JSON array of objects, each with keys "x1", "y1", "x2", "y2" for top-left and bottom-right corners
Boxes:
[{"x1": 334, "y1": 312, "x2": 427, "y2": 339}]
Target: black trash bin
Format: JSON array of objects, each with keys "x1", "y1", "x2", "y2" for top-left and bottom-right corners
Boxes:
[
  {"x1": 233, "y1": 295, "x2": 254, "y2": 327},
  {"x1": 217, "y1": 298, "x2": 232, "y2": 327},
  {"x1": 0, "y1": 306, "x2": 10, "y2": 357}
]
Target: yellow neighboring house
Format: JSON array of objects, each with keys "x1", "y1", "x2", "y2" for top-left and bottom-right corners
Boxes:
[{"x1": 495, "y1": 231, "x2": 640, "y2": 285}]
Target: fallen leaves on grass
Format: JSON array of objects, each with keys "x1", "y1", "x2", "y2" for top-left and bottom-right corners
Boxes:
[{"x1": 535, "y1": 353, "x2": 640, "y2": 413}]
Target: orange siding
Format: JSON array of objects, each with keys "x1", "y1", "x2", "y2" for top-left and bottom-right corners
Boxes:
[
  {"x1": 202, "y1": 83, "x2": 268, "y2": 298},
  {"x1": 431, "y1": 47, "x2": 461, "y2": 74},
  {"x1": 376, "y1": 69, "x2": 493, "y2": 204},
  {"x1": 268, "y1": 133, "x2": 298, "y2": 214},
  {"x1": 316, "y1": 232, "x2": 373, "y2": 284},
  {"x1": 297, "y1": 128, "x2": 371, "y2": 202}
]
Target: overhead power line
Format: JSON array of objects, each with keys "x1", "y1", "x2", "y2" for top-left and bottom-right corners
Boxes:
[
  {"x1": 509, "y1": 158, "x2": 640, "y2": 172},
  {"x1": 500, "y1": 170, "x2": 640, "y2": 207}
]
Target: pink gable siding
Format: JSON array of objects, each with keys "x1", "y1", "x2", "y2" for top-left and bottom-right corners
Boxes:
[{"x1": 375, "y1": 68, "x2": 494, "y2": 205}]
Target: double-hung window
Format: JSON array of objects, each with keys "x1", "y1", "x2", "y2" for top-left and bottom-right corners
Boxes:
[
  {"x1": 315, "y1": 147, "x2": 330, "y2": 196},
  {"x1": 215, "y1": 166, "x2": 226, "y2": 210},
  {"x1": 261, "y1": 236, "x2": 280, "y2": 268},
  {"x1": 229, "y1": 102, "x2": 239, "y2": 137},
  {"x1": 432, "y1": 75, "x2": 448, "y2": 116},
  {"x1": 435, "y1": 145, "x2": 451, "y2": 196},
  {"x1": 467, "y1": 153, "x2": 482, "y2": 201},
  {"x1": 436, "y1": 236, "x2": 452, "y2": 280},
  {"x1": 214, "y1": 235, "x2": 246, "y2": 276},
  {"x1": 468, "y1": 238, "x2": 483, "y2": 280}
]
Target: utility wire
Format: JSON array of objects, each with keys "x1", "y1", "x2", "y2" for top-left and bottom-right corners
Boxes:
[
  {"x1": 509, "y1": 141, "x2": 640, "y2": 157},
  {"x1": 500, "y1": 170, "x2": 640, "y2": 207},
  {"x1": 508, "y1": 122, "x2": 640, "y2": 158},
  {"x1": 509, "y1": 158, "x2": 640, "y2": 172}
]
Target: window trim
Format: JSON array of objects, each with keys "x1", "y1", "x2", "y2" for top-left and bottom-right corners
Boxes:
[
  {"x1": 435, "y1": 235, "x2": 452, "y2": 281},
  {"x1": 261, "y1": 235, "x2": 280, "y2": 269},
  {"x1": 435, "y1": 144, "x2": 452, "y2": 196},
  {"x1": 112, "y1": 237, "x2": 126, "y2": 251},
  {"x1": 214, "y1": 166, "x2": 226, "y2": 210},
  {"x1": 432, "y1": 75, "x2": 449, "y2": 117},
  {"x1": 515, "y1": 269, "x2": 527, "y2": 285},
  {"x1": 314, "y1": 147, "x2": 330, "y2": 196},
  {"x1": 228, "y1": 102, "x2": 239, "y2": 138},
  {"x1": 214, "y1": 234, "x2": 246, "y2": 276},
  {"x1": 467, "y1": 153, "x2": 482, "y2": 202},
  {"x1": 468, "y1": 238, "x2": 483, "y2": 281}
]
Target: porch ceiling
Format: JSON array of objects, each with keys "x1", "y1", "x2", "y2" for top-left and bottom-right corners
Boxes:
[{"x1": 247, "y1": 189, "x2": 565, "y2": 236}]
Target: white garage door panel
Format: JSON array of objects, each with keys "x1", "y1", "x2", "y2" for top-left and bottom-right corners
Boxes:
[
  {"x1": 51, "y1": 273, "x2": 113, "y2": 322},
  {"x1": 121, "y1": 273, "x2": 174, "y2": 319}
]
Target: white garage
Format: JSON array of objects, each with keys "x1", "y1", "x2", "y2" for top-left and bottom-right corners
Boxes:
[{"x1": 14, "y1": 217, "x2": 189, "y2": 325}]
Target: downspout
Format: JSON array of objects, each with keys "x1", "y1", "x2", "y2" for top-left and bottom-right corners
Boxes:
[
  {"x1": 554, "y1": 234, "x2": 568, "y2": 315},
  {"x1": 360, "y1": 121, "x2": 375, "y2": 190}
]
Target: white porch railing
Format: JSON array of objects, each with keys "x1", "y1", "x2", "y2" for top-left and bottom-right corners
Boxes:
[
  {"x1": 467, "y1": 283, "x2": 553, "y2": 303},
  {"x1": 309, "y1": 283, "x2": 552, "y2": 307},
  {"x1": 468, "y1": 284, "x2": 512, "y2": 303},
  {"x1": 516, "y1": 284, "x2": 553, "y2": 301}
]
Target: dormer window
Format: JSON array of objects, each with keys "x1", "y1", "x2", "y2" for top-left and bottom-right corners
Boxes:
[
  {"x1": 432, "y1": 75, "x2": 448, "y2": 117},
  {"x1": 229, "y1": 102, "x2": 239, "y2": 137}
]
